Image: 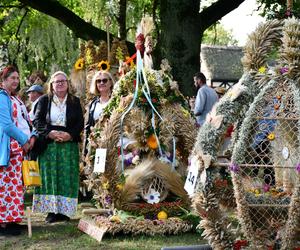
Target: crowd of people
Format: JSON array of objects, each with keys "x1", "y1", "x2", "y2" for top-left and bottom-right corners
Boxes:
[{"x1": 0, "y1": 64, "x2": 222, "y2": 236}]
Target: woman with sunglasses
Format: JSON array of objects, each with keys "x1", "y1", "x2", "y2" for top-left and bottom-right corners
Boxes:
[
  {"x1": 32, "y1": 71, "x2": 84, "y2": 223},
  {"x1": 83, "y1": 71, "x2": 115, "y2": 157}
]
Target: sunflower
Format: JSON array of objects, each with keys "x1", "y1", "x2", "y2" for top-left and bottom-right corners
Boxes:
[
  {"x1": 98, "y1": 60, "x2": 110, "y2": 72},
  {"x1": 267, "y1": 132, "x2": 275, "y2": 141},
  {"x1": 74, "y1": 58, "x2": 84, "y2": 70},
  {"x1": 147, "y1": 134, "x2": 158, "y2": 149}
]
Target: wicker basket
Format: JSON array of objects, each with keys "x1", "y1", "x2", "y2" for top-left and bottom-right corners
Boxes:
[{"x1": 141, "y1": 176, "x2": 168, "y2": 202}]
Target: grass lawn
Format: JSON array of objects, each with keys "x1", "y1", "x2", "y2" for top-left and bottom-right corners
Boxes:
[{"x1": 1, "y1": 193, "x2": 206, "y2": 250}]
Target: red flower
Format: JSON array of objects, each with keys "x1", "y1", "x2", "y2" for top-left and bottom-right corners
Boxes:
[
  {"x1": 13, "y1": 198, "x2": 20, "y2": 205},
  {"x1": 9, "y1": 205, "x2": 15, "y2": 210},
  {"x1": 10, "y1": 191, "x2": 16, "y2": 197},
  {"x1": 15, "y1": 166, "x2": 21, "y2": 172},
  {"x1": 6, "y1": 215, "x2": 14, "y2": 222},
  {"x1": 233, "y1": 240, "x2": 248, "y2": 250},
  {"x1": 3, "y1": 176, "x2": 10, "y2": 183},
  {"x1": 12, "y1": 211, "x2": 18, "y2": 217},
  {"x1": 11, "y1": 159, "x2": 17, "y2": 165},
  {"x1": 6, "y1": 166, "x2": 12, "y2": 172},
  {"x1": 18, "y1": 204, "x2": 24, "y2": 210},
  {"x1": 0, "y1": 186, "x2": 5, "y2": 193},
  {"x1": 15, "y1": 218, "x2": 22, "y2": 222},
  {"x1": 5, "y1": 196, "x2": 12, "y2": 203},
  {"x1": 8, "y1": 186, "x2": 13, "y2": 191},
  {"x1": 12, "y1": 179, "x2": 18, "y2": 185},
  {"x1": 0, "y1": 206, "x2": 6, "y2": 212},
  {"x1": 9, "y1": 172, "x2": 15, "y2": 178},
  {"x1": 16, "y1": 185, "x2": 23, "y2": 192},
  {"x1": 11, "y1": 142, "x2": 18, "y2": 150}
]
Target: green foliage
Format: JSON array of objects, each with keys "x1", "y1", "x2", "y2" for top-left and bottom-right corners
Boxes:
[
  {"x1": 0, "y1": 4, "x2": 79, "y2": 84},
  {"x1": 257, "y1": 0, "x2": 300, "y2": 19},
  {"x1": 202, "y1": 23, "x2": 238, "y2": 46}
]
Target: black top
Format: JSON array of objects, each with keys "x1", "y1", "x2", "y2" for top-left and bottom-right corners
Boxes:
[
  {"x1": 83, "y1": 96, "x2": 99, "y2": 156},
  {"x1": 33, "y1": 94, "x2": 84, "y2": 142}
]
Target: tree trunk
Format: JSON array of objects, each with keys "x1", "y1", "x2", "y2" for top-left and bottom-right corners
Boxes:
[
  {"x1": 159, "y1": 0, "x2": 202, "y2": 96},
  {"x1": 118, "y1": 0, "x2": 127, "y2": 40},
  {"x1": 158, "y1": 0, "x2": 245, "y2": 96}
]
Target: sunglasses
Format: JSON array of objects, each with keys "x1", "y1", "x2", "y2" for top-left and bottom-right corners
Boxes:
[{"x1": 96, "y1": 78, "x2": 109, "y2": 84}]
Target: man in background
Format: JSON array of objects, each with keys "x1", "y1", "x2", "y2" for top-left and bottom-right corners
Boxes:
[
  {"x1": 26, "y1": 84, "x2": 44, "y2": 122},
  {"x1": 193, "y1": 72, "x2": 218, "y2": 126}
]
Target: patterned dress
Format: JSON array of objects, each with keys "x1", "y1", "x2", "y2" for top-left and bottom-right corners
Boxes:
[
  {"x1": 0, "y1": 100, "x2": 25, "y2": 223},
  {"x1": 32, "y1": 95, "x2": 80, "y2": 217}
]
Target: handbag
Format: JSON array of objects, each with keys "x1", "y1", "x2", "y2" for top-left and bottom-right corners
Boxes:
[{"x1": 22, "y1": 158, "x2": 42, "y2": 187}]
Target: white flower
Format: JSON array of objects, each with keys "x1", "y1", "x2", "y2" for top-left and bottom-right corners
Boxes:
[
  {"x1": 170, "y1": 80, "x2": 179, "y2": 90},
  {"x1": 144, "y1": 188, "x2": 160, "y2": 204},
  {"x1": 132, "y1": 155, "x2": 140, "y2": 165}
]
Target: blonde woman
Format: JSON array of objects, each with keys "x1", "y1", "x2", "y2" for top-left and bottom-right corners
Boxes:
[
  {"x1": 83, "y1": 70, "x2": 115, "y2": 156},
  {"x1": 32, "y1": 71, "x2": 84, "y2": 223}
]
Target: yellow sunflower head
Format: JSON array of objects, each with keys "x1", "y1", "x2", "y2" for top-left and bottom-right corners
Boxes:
[
  {"x1": 98, "y1": 60, "x2": 110, "y2": 72},
  {"x1": 267, "y1": 132, "x2": 275, "y2": 141},
  {"x1": 74, "y1": 58, "x2": 84, "y2": 70}
]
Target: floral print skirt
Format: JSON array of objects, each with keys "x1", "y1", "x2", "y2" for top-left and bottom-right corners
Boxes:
[
  {"x1": 0, "y1": 151, "x2": 24, "y2": 223},
  {"x1": 32, "y1": 141, "x2": 79, "y2": 217}
]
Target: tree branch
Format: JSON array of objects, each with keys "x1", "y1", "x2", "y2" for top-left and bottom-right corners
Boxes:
[
  {"x1": 13, "y1": 9, "x2": 29, "y2": 65},
  {"x1": 0, "y1": 4, "x2": 24, "y2": 8},
  {"x1": 18, "y1": 0, "x2": 135, "y2": 53},
  {"x1": 199, "y1": 0, "x2": 245, "y2": 31}
]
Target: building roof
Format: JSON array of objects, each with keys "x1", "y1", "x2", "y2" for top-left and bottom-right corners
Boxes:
[{"x1": 200, "y1": 45, "x2": 244, "y2": 82}]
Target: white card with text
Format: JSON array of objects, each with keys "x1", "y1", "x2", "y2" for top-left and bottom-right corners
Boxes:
[
  {"x1": 93, "y1": 148, "x2": 107, "y2": 173},
  {"x1": 184, "y1": 156, "x2": 199, "y2": 195}
]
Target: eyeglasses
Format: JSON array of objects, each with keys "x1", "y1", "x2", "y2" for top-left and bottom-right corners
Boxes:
[
  {"x1": 53, "y1": 80, "x2": 67, "y2": 85},
  {"x1": 96, "y1": 78, "x2": 109, "y2": 84}
]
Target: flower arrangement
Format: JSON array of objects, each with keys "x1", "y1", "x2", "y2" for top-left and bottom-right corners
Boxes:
[
  {"x1": 97, "y1": 60, "x2": 110, "y2": 72},
  {"x1": 74, "y1": 58, "x2": 84, "y2": 70}
]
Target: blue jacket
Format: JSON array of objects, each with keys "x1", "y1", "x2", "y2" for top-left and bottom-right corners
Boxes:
[{"x1": 0, "y1": 90, "x2": 28, "y2": 167}]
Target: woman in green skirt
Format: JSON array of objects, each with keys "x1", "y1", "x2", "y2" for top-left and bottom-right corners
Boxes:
[{"x1": 32, "y1": 71, "x2": 84, "y2": 223}]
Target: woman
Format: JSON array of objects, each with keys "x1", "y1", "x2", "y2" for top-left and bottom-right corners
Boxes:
[
  {"x1": 0, "y1": 66, "x2": 32, "y2": 235},
  {"x1": 83, "y1": 70, "x2": 115, "y2": 156},
  {"x1": 32, "y1": 71, "x2": 84, "y2": 223}
]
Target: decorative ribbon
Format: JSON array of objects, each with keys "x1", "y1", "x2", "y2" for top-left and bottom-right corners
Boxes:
[{"x1": 120, "y1": 50, "x2": 176, "y2": 172}]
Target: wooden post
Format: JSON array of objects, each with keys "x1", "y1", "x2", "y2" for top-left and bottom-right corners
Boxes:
[
  {"x1": 287, "y1": 0, "x2": 293, "y2": 11},
  {"x1": 26, "y1": 206, "x2": 32, "y2": 238},
  {"x1": 105, "y1": 16, "x2": 111, "y2": 60}
]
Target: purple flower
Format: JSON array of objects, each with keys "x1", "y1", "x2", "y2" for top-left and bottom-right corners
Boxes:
[
  {"x1": 295, "y1": 163, "x2": 300, "y2": 173},
  {"x1": 263, "y1": 184, "x2": 270, "y2": 192},
  {"x1": 105, "y1": 195, "x2": 112, "y2": 205},
  {"x1": 124, "y1": 158, "x2": 133, "y2": 166},
  {"x1": 229, "y1": 163, "x2": 239, "y2": 173},
  {"x1": 280, "y1": 67, "x2": 288, "y2": 74}
]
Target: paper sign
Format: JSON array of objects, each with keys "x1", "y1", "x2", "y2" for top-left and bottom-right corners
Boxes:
[
  {"x1": 78, "y1": 218, "x2": 108, "y2": 242},
  {"x1": 184, "y1": 156, "x2": 199, "y2": 195},
  {"x1": 93, "y1": 148, "x2": 107, "y2": 173}
]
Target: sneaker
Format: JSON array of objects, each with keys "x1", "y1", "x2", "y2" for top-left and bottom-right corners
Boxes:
[
  {"x1": 45, "y1": 213, "x2": 56, "y2": 223},
  {"x1": 55, "y1": 213, "x2": 70, "y2": 222},
  {"x1": 0, "y1": 224, "x2": 22, "y2": 236}
]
